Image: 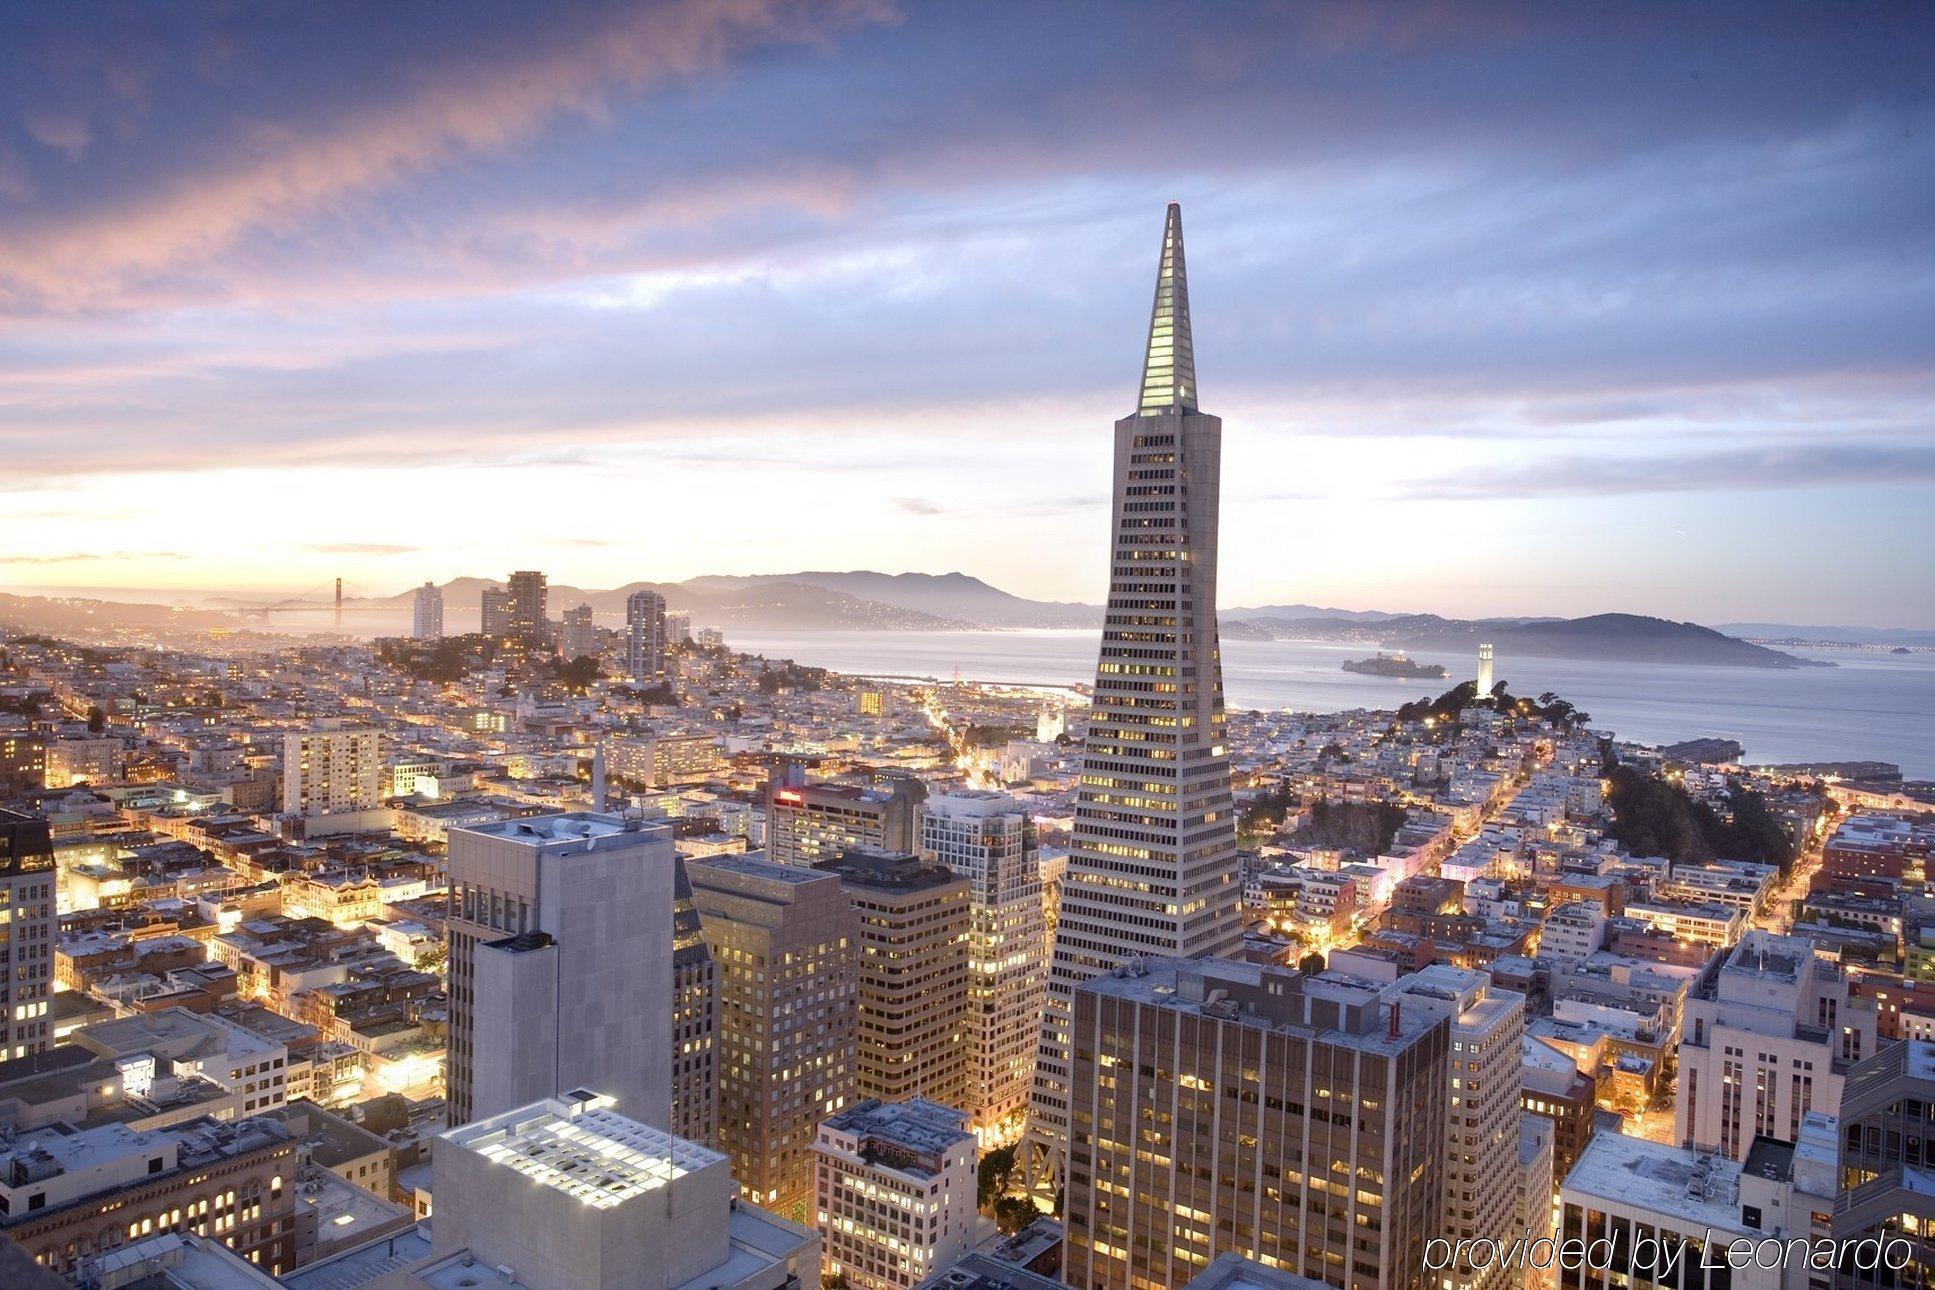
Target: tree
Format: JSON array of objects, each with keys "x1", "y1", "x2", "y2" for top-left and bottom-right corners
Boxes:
[
  {"x1": 86, "y1": 704, "x2": 106, "y2": 733},
  {"x1": 823, "y1": 1275, "x2": 849, "y2": 1290},
  {"x1": 978, "y1": 1144, "x2": 1017, "y2": 1207},
  {"x1": 993, "y1": 1196, "x2": 1042, "y2": 1234},
  {"x1": 554, "y1": 655, "x2": 601, "y2": 694}
]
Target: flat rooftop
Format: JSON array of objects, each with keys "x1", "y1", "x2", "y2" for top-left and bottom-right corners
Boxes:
[
  {"x1": 1563, "y1": 1132, "x2": 1748, "y2": 1235},
  {"x1": 442, "y1": 1090, "x2": 725, "y2": 1210},
  {"x1": 454, "y1": 812, "x2": 670, "y2": 850},
  {"x1": 693, "y1": 851, "x2": 830, "y2": 884}
]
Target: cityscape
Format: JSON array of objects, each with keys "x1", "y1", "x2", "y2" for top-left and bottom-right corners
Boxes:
[{"x1": 3, "y1": 6, "x2": 1934, "y2": 1290}]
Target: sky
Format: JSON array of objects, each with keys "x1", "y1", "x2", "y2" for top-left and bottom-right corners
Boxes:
[{"x1": 2, "y1": 2, "x2": 1932, "y2": 627}]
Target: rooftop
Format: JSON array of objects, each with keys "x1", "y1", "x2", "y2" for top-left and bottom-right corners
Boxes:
[
  {"x1": 440, "y1": 1089, "x2": 724, "y2": 1211},
  {"x1": 1563, "y1": 1132, "x2": 1749, "y2": 1235},
  {"x1": 453, "y1": 811, "x2": 670, "y2": 852}
]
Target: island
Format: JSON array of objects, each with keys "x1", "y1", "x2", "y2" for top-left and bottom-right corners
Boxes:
[{"x1": 1342, "y1": 652, "x2": 1449, "y2": 679}]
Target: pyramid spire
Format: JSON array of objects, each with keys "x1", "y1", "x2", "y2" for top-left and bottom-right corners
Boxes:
[{"x1": 1136, "y1": 202, "x2": 1197, "y2": 415}]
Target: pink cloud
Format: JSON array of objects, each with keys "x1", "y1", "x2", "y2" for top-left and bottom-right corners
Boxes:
[{"x1": 0, "y1": 0, "x2": 893, "y2": 312}]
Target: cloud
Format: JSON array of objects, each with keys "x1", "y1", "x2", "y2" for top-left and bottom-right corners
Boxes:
[
  {"x1": 303, "y1": 542, "x2": 420, "y2": 556},
  {"x1": 1, "y1": 550, "x2": 188, "y2": 564},
  {"x1": 0, "y1": 0, "x2": 892, "y2": 310},
  {"x1": 893, "y1": 496, "x2": 943, "y2": 515},
  {"x1": 1401, "y1": 441, "x2": 1935, "y2": 501}
]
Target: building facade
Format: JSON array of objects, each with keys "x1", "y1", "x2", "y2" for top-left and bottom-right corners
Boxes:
[
  {"x1": 1676, "y1": 931, "x2": 1873, "y2": 1159},
  {"x1": 280, "y1": 726, "x2": 383, "y2": 819},
  {"x1": 443, "y1": 812, "x2": 675, "y2": 1128},
  {"x1": 559, "y1": 602, "x2": 598, "y2": 660},
  {"x1": 0, "y1": 809, "x2": 55, "y2": 1060},
  {"x1": 506, "y1": 569, "x2": 547, "y2": 648},
  {"x1": 410, "y1": 581, "x2": 443, "y2": 639},
  {"x1": 815, "y1": 1097, "x2": 977, "y2": 1290},
  {"x1": 820, "y1": 848, "x2": 972, "y2": 1111},
  {"x1": 688, "y1": 852, "x2": 860, "y2": 1223},
  {"x1": 671, "y1": 855, "x2": 719, "y2": 1147},
  {"x1": 1028, "y1": 203, "x2": 1245, "y2": 1185},
  {"x1": 627, "y1": 588, "x2": 669, "y2": 685},
  {"x1": 1388, "y1": 965, "x2": 1529, "y2": 1290},
  {"x1": 425, "y1": 1090, "x2": 821, "y2": 1290},
  {"x1": 1062, "y1": 958, "x2": 1450, "y2": 1290},
  {"x1": 765, "y1": 766, "x2": 925, "y2": 866},
  {"x1": 922, "y1": 790, "x2": 1048, "y2": 1141}
]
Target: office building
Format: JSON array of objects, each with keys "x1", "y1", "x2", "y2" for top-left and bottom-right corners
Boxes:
[
  {"x1": 766, "y1": 765, "x2": 926, "y2": 866},
  {"x1": 627, "y1": 588, "x2": 669, "y2": 685},
  {"x1": 1676, "y1": 930, "x2": 1873, "y2": 1159},
  {"x1": 671, "y1": 855, "x2": 719, "y2": 1147},
  {"x1": 0, "y1": 732, "x2": 45, "y2": 797},
  {"x1": 281, "y1": 726, "x2": 383, "y2": 821},
  {"x1": 689, "y1": 852, "x2": 860, "y2": 1222},
  {"x1": 0, "y1": 1114, "x2": 298, "y2": 1278},
  {"x1": 1387, "y1": 965, "x2": 1529, "y2": 1290},
  {"x1": 506, "y1": 569, "x2": 547, "y2": 648},
  {"x1": 1028, "y1": 203, "x2": 1245, "y2": 1186},
  {"x1": 444, "y1": 812, "x2": 675, "y2": 1128},
  {"x1": 1560, "y1": 1131, "x2": 1823, "y2": 1290},
  {"x1": 1832, "y1": 1042, "x2": 1935, "y2": 1281},
  {"x1": 665, "y1": 609, "x2": 693, "y2": 644},
  {"x1": 480, "y1": 584, "x2": 512, "y2": 639},
  {"x1": 417, "y1": 1090, "x2": 821, "y2": 1290},
  {"x1": 411, "y1": 581, "x2": 443, "y2": 640},
  {"x1": 1062, "y1": 958, "x2": 1449, "y2": 1289},
  {"x1": 922, "y1": 790, "x2": 1049, "y2": 1140},
  {"x1": 559, "y1": 602, "x2": 598, "y2": 660},
  {"x1": 815, "y1": 1097, "x2": 977, "y2": 1290},
  {"x1": 818, "y1": 848, "x2": 972, "y2": 1110},
  {"x1": 0, "y1": 809, "x2": 55, "y2": 1060}
]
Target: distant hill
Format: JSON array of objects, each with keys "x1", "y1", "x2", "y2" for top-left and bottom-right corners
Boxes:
[
  {"x1": 683, "y1": 571, "x2": 1097, "y2": 629},
  {"x1": 1718, "y1": 622, "x2": 1935, "y2": 647},
  {"x1": 373, "y1": 577, "x2": 970, "y2": 631},
  {"x1": 1237, "y1": 611, "x2": 1825, "y2": 669},
  {"x1": 338, "y1": 574, "x2": 1843, "y2": 664}
]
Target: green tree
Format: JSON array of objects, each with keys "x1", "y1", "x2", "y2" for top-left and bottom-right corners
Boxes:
[
  {"x1": 978, "y1": 1144, "x2": 1017, "y2": 1207},
  {"x1": 993, "y1": 1196, "x2": 1042, "y2": 1234},
  {"x1": 86, "y1": 704, "x2": 106, "y2": 733}
]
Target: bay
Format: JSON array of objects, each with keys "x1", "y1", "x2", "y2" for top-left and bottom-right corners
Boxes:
[{"x1": 726, "y1": 628, "x2": 1935, "y2": 778}]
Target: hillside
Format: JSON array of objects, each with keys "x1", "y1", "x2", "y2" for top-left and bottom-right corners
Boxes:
[
  {"x1": 683, "y1": 571, "x2": 1096, "y2": 628},
  {"x1": 1236, "y1": 611, "x2": 1823, "y2": 669}
]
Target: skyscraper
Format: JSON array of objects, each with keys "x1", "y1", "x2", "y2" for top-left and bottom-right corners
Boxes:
[
  {"x1": 1026, "y1": 203, "x2": 1242, "y2": 1184},
  {"x1": 922, "y1": 790, "x2": 1048, "y2": 1142},
  {"x1": 443, "y1": 813, "x2": 675, "y2": 1129},
  {"x1": 817, "y1": 848, "x2": 972, "y2": 1111},
  {"x1": 506, "y1": 569, "x2": 547, "y2": 648},
  {"x1": 687, "y1": 853, "x2": 860, "y2": 1223},
  {"x1": 0, "y1": 810, "x2": 55, "y2": 1060},
  {"x1": 670, "y1": 855, "x2": 719, "y2": 1148},
  {"x1": 412, "y1": 580, "x2": 443, "y2": 639},
  {"x1": 626, "y1": 588, "x2": 668, "y2": 685},
  {"x1": 1061, "y1": 959, "x2": 1449, "y2": 1289},
  {"x1": 560, "y1": 602, "x2": 598, "y2": 660},
  {"x1": 480, "y1": 584, "x2": 511, "y2": 639}
]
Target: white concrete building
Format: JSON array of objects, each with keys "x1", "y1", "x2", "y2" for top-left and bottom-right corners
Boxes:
[
  {"x1": 421, "y1": 1090, "x2": 820, "y2": 1290},
  {"x1": 444, "y1": 813, "x2": 675, "y2": 1129},
  {"x1": 1540, "y1": 901, "x2": 1608, "y2": 968},
  {"x1": 411, "y1": 581, "x2": 443, "y2": 639},
  {"x1": 281, "y1": 725, "x2": 383, "y2": 822},
  {"x1": 1676, "y1": 930, "x2": 1874, "y2": 1160},
  {"x1": 815, "y1": 1097, "x2": 976, "y2": 1290},
  {"x1": 1560, "y1": 1131, "x2": 1822, "y2": 1290}
]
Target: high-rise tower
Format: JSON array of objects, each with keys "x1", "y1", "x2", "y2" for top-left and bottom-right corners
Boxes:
[{"x1": 1024, "y1": 203, "x2": 1243, "y2": 1186}]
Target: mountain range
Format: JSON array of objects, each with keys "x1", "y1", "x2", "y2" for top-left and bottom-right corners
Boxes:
[{"x1": 377, "y1": 571, "x2": 1828, "y2": 669}]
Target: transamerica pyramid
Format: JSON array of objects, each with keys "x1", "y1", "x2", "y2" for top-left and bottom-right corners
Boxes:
[{"x1": 1023, "y1": 203, "x2": 1243, "y2": 1186}]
